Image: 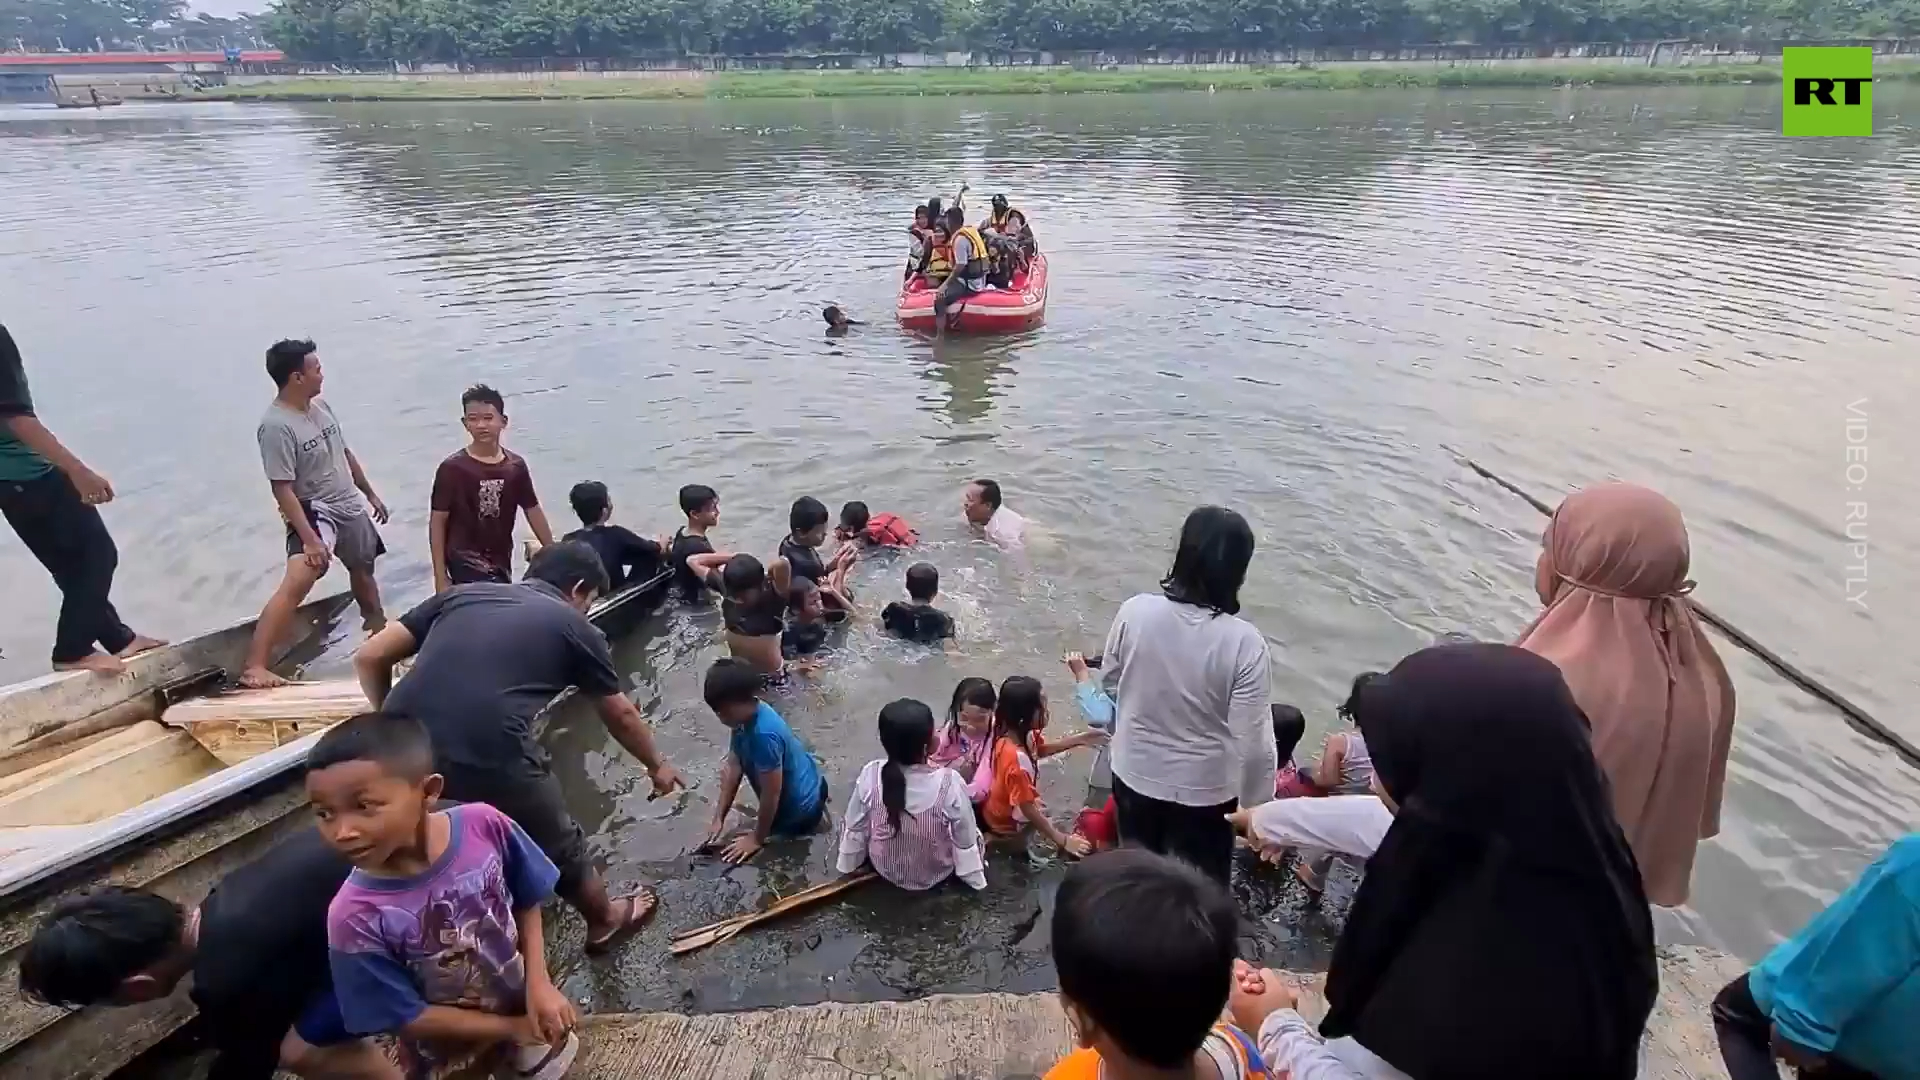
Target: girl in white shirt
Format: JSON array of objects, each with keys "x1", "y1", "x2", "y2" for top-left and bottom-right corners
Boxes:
[{"x1": 836, "y1": 699, "x2": 986, "y2": 892}]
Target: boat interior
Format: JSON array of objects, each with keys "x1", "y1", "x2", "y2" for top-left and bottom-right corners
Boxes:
[{"x1": 0, "y1": 594, "x2": 357, "y2": 894}]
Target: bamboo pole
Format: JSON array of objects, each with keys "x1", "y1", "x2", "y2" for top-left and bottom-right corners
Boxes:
[
  {"x1": 670, "y1": 871, "x2": 878, "y2": 957},
  {"x1": 1449, "y1": 449, "x2": 1920, "y2": 769}
]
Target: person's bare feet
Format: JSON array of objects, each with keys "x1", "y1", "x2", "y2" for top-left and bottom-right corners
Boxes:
[
  {"x1": 116, "y1": 635, "x2": 167, "y2": 659},
  {"x1": 236, "y1": 666, "x2": 287, "y2": 690},
  {"x1": 55, "y1": 652, "x2": 127, "y2": 676}
]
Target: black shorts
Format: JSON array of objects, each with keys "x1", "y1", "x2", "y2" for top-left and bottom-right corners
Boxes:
[
  {"x1": 448, "y1": 560, "x2": 511, "y2": 586},
  {"x1": 437, "y1": 761, "x2": 591, "y2": 898}
]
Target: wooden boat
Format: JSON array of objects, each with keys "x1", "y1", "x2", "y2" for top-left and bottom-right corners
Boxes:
[
  {"x1": 896, "y1": 254, "x2": 1049, "y2": 334},
  {"x1": 0, "y1": 569, "x2": 672, "y2": 1079}
]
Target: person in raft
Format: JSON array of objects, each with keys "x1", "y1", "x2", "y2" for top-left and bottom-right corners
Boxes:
[
  {"x1": 668, "y1": 483, "x2": 727, "y2": 604},
  {"x1": 241, "y1": 339, "x2": 390, "y2": 688},
  {"x1": 1711, "y1": 832, "x2": 1920, "y2": 1080},
  {"x1": 835, "y1": 698, "x2": 988, "y2": 893},
  {"x1": 0, "y1": 321, "x2": 164, "y2": 674},
  {"x1": 429, "y1": 384, "x2": 553, "y2": 591},
  {"x1": 19, "y1": 829, "x2": 382, "y2": 1080},
  {"x1": 880, "y1": 562, "x2": 957, "y2": 645},
  {"x1": 559, "y1": 481, "x2": 665, "y2": 592},
  {"x1": 701, "y1": 658, "x2": 829, "y2": 865},
  {"x1": 981, "y1": 676, "x2": 1091, "y2": 858},
  {"x1": 905, "y1": 204, "x2": 933, "y2": 281},
  {"x1": 354, "y1": 542, "x2": 683, "y2": 954},
  {"x1": 837, "y1": 500, "x2": 918, "y2": 549},
  {"x1": 1045, "y1": 848, "x2": 1271, "y2": 1080},
  {"x1": 933, "y1": 207, "x2": 989, "y2": 334},
  {"x1": 781, "y1": 495, "x2": 856, "y2": 610},
  {"x1": 308, "y1": 715, "x2": 578, "y2": 1080}
]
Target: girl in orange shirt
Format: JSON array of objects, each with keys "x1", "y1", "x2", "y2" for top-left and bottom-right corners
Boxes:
[{"x1": 981, "y1": 676, "x2": 1090, "y2": 857}]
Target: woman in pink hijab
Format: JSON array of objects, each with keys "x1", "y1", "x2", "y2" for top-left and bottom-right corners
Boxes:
[{"x1": 1515, "y1": 482, "x2": 1736, "y2": 907}]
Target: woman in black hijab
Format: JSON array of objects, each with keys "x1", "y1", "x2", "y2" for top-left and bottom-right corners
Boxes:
[{"x1": 1236, "y1": 642, "x2": 1656, "y2": 1079}]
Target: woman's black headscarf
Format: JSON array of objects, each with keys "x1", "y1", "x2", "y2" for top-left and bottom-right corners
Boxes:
[{"x1": 1321, "y1": 642, "x2": 1656, "y2": 1080}]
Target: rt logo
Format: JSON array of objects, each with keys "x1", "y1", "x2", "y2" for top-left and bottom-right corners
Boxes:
[{"x1": 1783, "y1": 47, "x2": 1874, "y2": 136}]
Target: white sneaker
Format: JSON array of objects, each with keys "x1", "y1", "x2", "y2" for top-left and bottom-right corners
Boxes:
[{"x1": 502, "y1": 1031, "x2": 579, "y2": 1080}]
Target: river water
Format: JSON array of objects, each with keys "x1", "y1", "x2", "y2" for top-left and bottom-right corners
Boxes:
[{"x1": 3, "y1": 87, "x2": 1918, "y2": 1017}]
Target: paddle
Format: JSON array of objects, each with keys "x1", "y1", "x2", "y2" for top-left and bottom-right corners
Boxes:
[
  {"x1": 669, "y1": 870, "x2": 878, "y2": 957},
  {"x1": 1447, "y1": 446, "x2": 1919, "y2": 769}
]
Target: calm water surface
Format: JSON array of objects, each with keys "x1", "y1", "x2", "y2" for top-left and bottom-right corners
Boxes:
[{"x1": 2, "y1": 88, "x2": 1917, "y2": 1015}]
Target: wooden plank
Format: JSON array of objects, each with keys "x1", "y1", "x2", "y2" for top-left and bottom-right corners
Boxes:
[
  {"x1": 0, "y1": 593, "x2": 352, "y2": 756},
  {"x1": 569, "y1": 948, "x2": 1745, "y2": 1080},
  {"x1": 0, "y1": 725, "x2": 223, "y2": 829}
]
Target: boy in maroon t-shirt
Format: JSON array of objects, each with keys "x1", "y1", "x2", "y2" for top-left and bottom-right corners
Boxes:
[{"x1": 429, "y1": 385, "x2": 553, "y2": 591}]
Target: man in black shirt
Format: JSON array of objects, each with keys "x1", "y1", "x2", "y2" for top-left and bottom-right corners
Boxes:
[
  {"x1": 19, "y1": 828, "x2": 391, "y2": 1080},
  {"x1": 560, "y1": 480, "x2": 665, "y2": 591},
  {"x1": 354, "y1": 541, "x2": 684, "y2": 952},
  {"x1": 0, "y1": 321, "x2": 164, "y2": 673}
]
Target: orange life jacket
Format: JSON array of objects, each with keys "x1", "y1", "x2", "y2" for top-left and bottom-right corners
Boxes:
[{"x1": 863, "y1": 512, "x2": 918, "y2": 547}]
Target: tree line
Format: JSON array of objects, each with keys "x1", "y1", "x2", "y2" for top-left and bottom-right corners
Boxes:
[
  {"x1": 3, "y1": 0, "x2": 264, "y2": 50},
  {"x1": 6, "y1": 0, "x2": 1915, "y2": 62}
]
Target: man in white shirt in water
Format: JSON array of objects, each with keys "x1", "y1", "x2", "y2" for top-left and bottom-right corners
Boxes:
[{"x1": 963, "y1": 478, "x2": 1025, "y2": 548}]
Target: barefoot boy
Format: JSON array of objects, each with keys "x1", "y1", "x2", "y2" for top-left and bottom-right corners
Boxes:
[
  {"x1": 430, "y1": 385, "x2": 552, "y2": 592},
  {"x1": 309, "y1": 713, "x2": 578, "y2": 1080},
  {"x1": 241, "y1": 339, "x2": 389, "y2": 688},
  {"x1": 701, "y1": 658, "x2": 828, "y2": 865}
]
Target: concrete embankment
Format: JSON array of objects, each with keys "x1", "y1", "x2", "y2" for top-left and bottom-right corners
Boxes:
[{"x1": 569, "y1": 945, "x2": 1745, "y2": 1079}]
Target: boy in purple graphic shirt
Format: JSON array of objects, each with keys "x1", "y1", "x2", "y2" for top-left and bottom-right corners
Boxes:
[{"x1": 308, "y1": 712, "x2": 578, "y2": 1080}]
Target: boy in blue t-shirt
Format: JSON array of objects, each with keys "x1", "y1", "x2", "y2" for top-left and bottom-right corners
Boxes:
[{"x1": 701, "y1": 658, "x2": 827, "y2": 864}]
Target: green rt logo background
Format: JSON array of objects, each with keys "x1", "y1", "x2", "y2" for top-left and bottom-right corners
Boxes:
[{"x1": 1784, "y1": 47, "x2": 1873, "y2": 136}]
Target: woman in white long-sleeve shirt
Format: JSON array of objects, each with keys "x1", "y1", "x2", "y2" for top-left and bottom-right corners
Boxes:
[{"x1": 1099, "y1": 505, "x2": 1275, "y2": 884}]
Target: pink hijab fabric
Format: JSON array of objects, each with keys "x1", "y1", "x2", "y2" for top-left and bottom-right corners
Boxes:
[{"x1": 1515, "y1": 482, "x2": 1735, "y2": 907}]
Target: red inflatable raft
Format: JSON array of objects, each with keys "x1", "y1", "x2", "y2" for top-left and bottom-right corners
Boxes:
[{"x1": 896, "y1": 255, "x2": 1049, "y2": 334}]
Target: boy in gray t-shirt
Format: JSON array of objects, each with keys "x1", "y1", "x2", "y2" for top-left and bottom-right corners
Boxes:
[{"x1": 238, "y1": 340, "x2": 390, "y2": 689}]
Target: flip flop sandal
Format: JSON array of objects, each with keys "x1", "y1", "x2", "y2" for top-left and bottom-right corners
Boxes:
[
  {"x1": 502, "y1": 1031, "x2": 579, "y2": 1080},
  {"x1": 584, "y1": 887, "x2": 659, "y2": 955}
]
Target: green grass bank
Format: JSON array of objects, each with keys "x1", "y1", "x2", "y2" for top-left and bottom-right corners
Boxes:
[{"x1": 197, "y1": 61, "x2": 1920, "y2": 102}]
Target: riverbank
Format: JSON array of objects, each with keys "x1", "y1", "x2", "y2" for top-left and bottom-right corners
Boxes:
[
  {"x1": 569, "y1": 946, "x2": 1745, "y2": 1078},
  {"x1": 189, "y1": 61, "x2": 1920, "y2": 102}
]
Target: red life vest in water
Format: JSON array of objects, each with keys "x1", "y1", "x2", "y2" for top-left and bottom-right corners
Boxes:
[{"x1": 863, "y1": 512, "x2": 918, "y2": 547}]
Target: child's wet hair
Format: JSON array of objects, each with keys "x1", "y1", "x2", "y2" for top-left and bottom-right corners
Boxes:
[
  {"x1": 1271, "y1": 704, "x2": 1307, "y2": 762},
  {"x1": 994, "y1": 675, "x2": 1045, "y2": 745},
  {"x1": 1339, "y1": 671, "x2": 1387, "y2": 722},
  {"x1": 568, "y1": 480, "x2": 611, "y2": 526},
  {"x1": 905, "y1": 562, "x2": 939, "y2": 602},
  {"x1": 678, "y1": 483, "x2": 718, "y2": 516},
  {"x1": 788, "y1": 575, "x2": 820, "y2": 612},
  {"x1": 790, "y1": 496, "x2": 829, "y2": 533},
  {"x1": 704, "y1": 657, "x2": 763, "y2": 710},
  {"x1": 721, "y1": 553, "x2": 766, "y2": 595},
  {"x1": 305, "y1": 712, "x2": 434, "y2": 781},
  {"x1": 948, "y1": 677, "x2": 996, "y2": 728},
  {"x1": 840, "y1": 501, "x2": 871, "y2": 533},
  {"x1": 1052, "y1": 848, "x2": 1239, "y2": 1069},
  {"x1": 877, "y1": 699, "x2": 936, "y2": 832}
]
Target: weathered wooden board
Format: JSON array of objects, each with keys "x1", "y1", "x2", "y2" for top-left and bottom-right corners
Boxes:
[{"x1": 0, "y1": 724, "x2": 223, "y2": 829}]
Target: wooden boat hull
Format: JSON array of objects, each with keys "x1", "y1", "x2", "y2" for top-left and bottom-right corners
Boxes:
[
  {"x1": 896, "y1": 254, "x2": 1048, "y2": 334},
  {"x1": 0, "y1": 570, "x2": 671, "y2": 1079}
]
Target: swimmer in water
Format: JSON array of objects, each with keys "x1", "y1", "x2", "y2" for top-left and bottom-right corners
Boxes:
[{"x1": 823, "y1": 305, "x2": 862, "y2": 337}]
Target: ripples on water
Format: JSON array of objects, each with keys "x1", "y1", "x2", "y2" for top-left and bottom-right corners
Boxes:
[{"x1": 2, "y1": 89, "x2": 1917, "y2": 1011}]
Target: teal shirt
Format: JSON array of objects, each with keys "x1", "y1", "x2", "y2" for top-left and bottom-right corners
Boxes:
[
  {"x1": 728, "y1": 702, "x2": 825, "y2": 836},
  {"x1": 1749, "y1": 833, "x2": 1920, "y2": 1079},
  {"x1": 0, "y1": 324, "x2": 53, "y2": 483}
]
